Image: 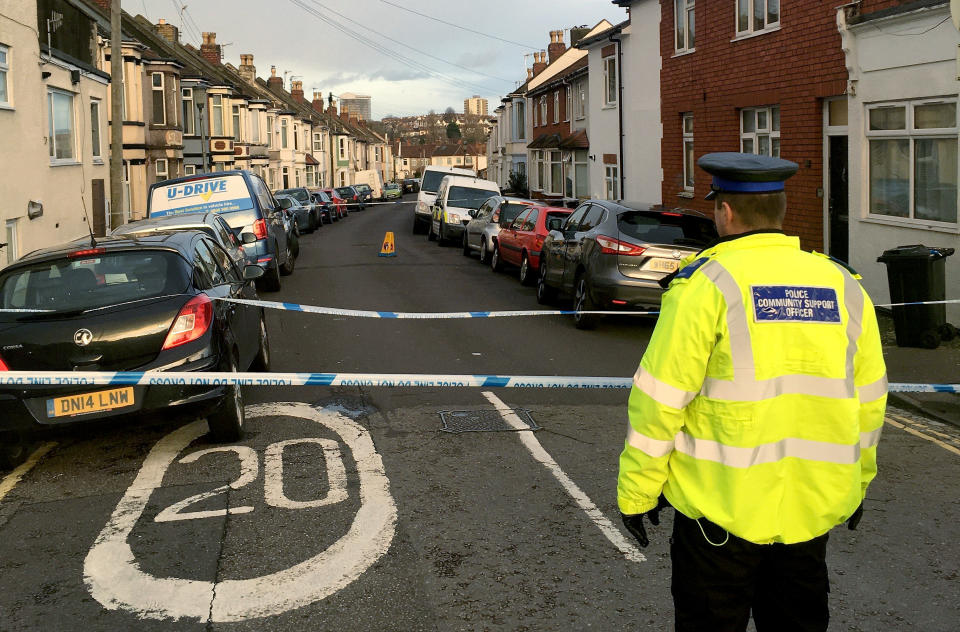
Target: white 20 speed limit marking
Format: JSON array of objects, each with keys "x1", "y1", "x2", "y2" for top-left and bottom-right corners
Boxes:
[{"x1": 83, "y1": 402, "x2": 397, "y2": 622}]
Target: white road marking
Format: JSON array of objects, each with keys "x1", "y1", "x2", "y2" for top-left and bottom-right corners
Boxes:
[
  {"x1": 83, "y1": 402, "x2": 397, "y2": 622},
  {"x1": 154, "y1": 446, "x2": 259, "y2": 522},
  {"x1": 264, "y1": 438, "x2": 348, "y2": 509},
  {"x1": 0, "y1": 442, "x2": 57, "y2": 503},
  {"x1": 481, "y1": 391, "x2": 645, "y2": 563}
]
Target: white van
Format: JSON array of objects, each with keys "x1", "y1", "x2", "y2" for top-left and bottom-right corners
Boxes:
[
  {"x1": 429, "y1": 175, "x2": 500, "y2": 245},
  {"x1": 354, "y1": 169, "x2": 384, "y2": 200},
  {"x1": 413, "y1": 165, "x2": 475, "y2": 234}
]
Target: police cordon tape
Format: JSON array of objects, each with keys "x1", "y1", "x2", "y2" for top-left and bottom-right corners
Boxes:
[{"x1": 0, "y1": 371, "x2": 957, "y2": 393}]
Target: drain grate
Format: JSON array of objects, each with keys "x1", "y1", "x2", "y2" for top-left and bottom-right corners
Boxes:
[{"x1": 439, "y1": 409, "x2": 540, "y2": 433}]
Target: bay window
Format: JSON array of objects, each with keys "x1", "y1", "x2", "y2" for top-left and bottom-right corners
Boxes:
[
  {"x1": 211, "y1": 94, "x2": 223, "y2": 136},
  {"x1": 182, "y1": 88, "x2": 194, "y2": 135},
  {"x1": 151, "y1": 73, "x2": 165, "y2": 125}
]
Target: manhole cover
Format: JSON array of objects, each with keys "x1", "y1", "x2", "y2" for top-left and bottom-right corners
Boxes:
[{"x1": 439, "y1": 409, "x2": 540, "y2": 433}]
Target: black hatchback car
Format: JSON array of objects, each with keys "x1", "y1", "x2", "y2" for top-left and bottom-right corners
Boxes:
[
  {"x1": 537, "y1": 201, "x2": 717, "y2": 329},
  {"x1": 0, "y1": 232, "x2": 270, "y2": 468}
]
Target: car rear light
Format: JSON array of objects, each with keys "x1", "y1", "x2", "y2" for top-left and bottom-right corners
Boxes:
[
  {"x1": 0, "y1": 355, "x2": 8, "y2": 371},
  {"x1": 68, "y1": 247, "x2": 106, "y2": 258},
  {"x1": 257, "y1": 256, "x2": 273, "y2": 264},
  {"x1": 611, "y1": 299, "x2": 628, "y2": 305},
  {"x1": 596, "y1": 235, "x2": 647, "y2": 256},
  {"x1": 534, "y1": 237, "x2": 544, "y2": 250},
  {"x1": 162, "y1": 294, "x2": 213, "y2": 350},
  {"x1": 661, "y1": 211, "x2": 683, "y2": 217},
  {"x1": 253, "y1": 219, "x2": 268, "y2": 240}
]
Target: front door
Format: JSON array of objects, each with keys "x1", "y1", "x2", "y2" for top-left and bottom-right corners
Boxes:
[{"x1": 828, "y1": 135, "x2": 849, "y2": 262}]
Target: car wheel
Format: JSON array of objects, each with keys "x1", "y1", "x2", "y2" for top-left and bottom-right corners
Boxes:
[
  {"x1": 280, "y1": 236, "x2": 297, "y2": 276},
  {"x1": 519, "y1": 253, "x2": 533, "y2": 286},
  {"x1": 536, "y1": 261, "x2": 556, "y2": 305},
  {"x1": 574, "y1": 274, "x2": 598, "y2": 330},
  {"x1": 462, "y1": 233, "x2": 471, "y2": 256},
  {"x1": 479, "y1": 239, "x2": 489, "y2": 264},
  {"x1": 256, "y1": 254, "x2": 282, "y2": 292},
  {"x1": 250, "y1": 315, "x2": 271, "y2": 372},
  {"x1": 491, "y1": 243, "x2": 503, "y2": 272},
  {"x1": 0, "y1": 432, "x2": 27, "y2": 470},
  {"x1": 207, "y1": 352, "x2": 244, "y2": 442},
  {"x1": 310, "y1": 210, "x2": 319, "y2": 232}
]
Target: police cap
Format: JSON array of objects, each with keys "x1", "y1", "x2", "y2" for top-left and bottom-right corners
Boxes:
[{"x1": 698, "y1": 152, "x2": 799, "y2": 200}]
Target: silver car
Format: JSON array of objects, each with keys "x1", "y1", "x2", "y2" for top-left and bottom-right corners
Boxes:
[
  {"x1": 461, "y1": 196, "x2": 536, "y2": 264},
  {"x1": 112, "y1": 211, "x2": 246, "y2": 271}
]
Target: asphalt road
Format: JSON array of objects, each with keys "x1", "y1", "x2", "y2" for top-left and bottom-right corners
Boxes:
[{"x1": 1, "y1": 196, "x2": 958, "y2": 631}]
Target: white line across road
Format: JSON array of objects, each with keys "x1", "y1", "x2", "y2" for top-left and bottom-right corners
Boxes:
[{"x1": 481, "y1": 391, "x2": 645, "y2": 564}]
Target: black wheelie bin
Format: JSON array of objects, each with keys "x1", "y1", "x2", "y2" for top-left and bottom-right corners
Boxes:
[{"x1": 877, "y1": 245, "x2": 955, "y2": 349}]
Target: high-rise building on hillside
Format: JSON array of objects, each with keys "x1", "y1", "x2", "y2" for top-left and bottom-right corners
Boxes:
[
  {"x1": 464, "y1": 96, "x2": 488, "y2": 116},
  {"x1": 339, "y1": 93, "x2": 372, "y2": 120}
]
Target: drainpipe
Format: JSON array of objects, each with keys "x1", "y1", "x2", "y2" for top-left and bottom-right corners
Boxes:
[{"x1": 611, "y1": 31, "x2": 625, "y2": 200}]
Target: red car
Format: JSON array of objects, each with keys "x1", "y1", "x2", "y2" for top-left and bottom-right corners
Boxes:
[
  {"x1": 493, "y1": 205, "x2": 572, "y2": 285},
  {"x1": 321, "y1": 188, "x2": 349, "y2": 220}
]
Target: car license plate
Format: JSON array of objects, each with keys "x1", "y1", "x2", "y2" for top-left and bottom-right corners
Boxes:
[
  {"x1": 46, "y1": 387, "x2": 135, "y2": 418},
  {"x1": 648, "y1": 258, "x2": 679, "y2": 273}
]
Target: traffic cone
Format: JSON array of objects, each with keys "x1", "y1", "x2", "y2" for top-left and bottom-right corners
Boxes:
[{"x1": 379, "y1": 232, "x2": 396, "y2": 257}]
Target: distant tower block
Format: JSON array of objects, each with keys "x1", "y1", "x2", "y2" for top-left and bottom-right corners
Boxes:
[
  {"x1": 339, "y1": 93, "x2": 372, "y2": 121},
  {"x1": 464, "y1": 96, "x2": 488, "y2": 116}
]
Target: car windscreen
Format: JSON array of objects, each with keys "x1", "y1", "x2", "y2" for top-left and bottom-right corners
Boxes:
[
  {"x1": 276, "y1": 197, "x2": 295, "y2": 209},
  {"x1": 313, "y1": 191, "x2": 331, "y2": 202},
  {"x1": 0, "y1": 250, "x2": 191, "y2": 314},
  {"x1": 617, "y1": 211, "x2": 717, "y2": 248},
  {"x1": 385, "y1": 184, "x2": 399, "y2": 190},
  {"x1": 500, "y1": 203, "x2": 531, "y2": 224},
  {"x1": 335, "y1": 187, "x2": 354, "y2": 197},
  {"x1": 356, "y1": 184, "x2": 371, "y2": 192},
  {"x1": 149, "y1": 174, "x2": 254, "y2": 218},
  {"x1": 447, "y1": 187, "x2": 496, "y2": 211},
  {"x1": 278, "y1": 188, "x2": 309, "y2": 203},
  {"x1": 421, "y1": 171, "x2": 449, "y2": 193}
]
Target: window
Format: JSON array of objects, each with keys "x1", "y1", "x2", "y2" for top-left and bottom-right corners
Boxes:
[
  {"x1": 282, "y1": 166, "x2": 289, "y2": 189},
  {"x1": 580, "y1": 205, "x2": 604, "y2": 231},
  {"x1": 535, "y1": 150, "x2": 545, "y2": 190},
  {"x1": 182, "y1": 88, "x2": 194, "y2": 135},
  {"x1": 211, "y1": 94, "x2": 223, "y2": 136},
  {"x1": 5, "y1": 219, "x2": 18, "y2": 265},
  {"x1": 682, "y1": 113, "x2": 694, "y2": 190},
  {"x1": 155, "y1": 158, "x2": 168, "y2": 179},
  {"x1": 737, "y1": 0, "x2": 779, "y2": 36},
  {"x1": 48, "y1": 89, "x2": 76, "y2": 162},
  {"x1": 306, "y1": 165, "x2": 315, "y2": 186},
  {"x1": 267, "y1": 115, "x2": 274, "y2": 147},
  {"x1": 604, "y1": 165, "x2": 619, "y2": 200},
  {"x1": 867, "y1": 100, "x2": 957, "y2": 225},
  {"x1": 574, "y1": 150, "x2": 588, "y2": 198},
  {"x1": 675, "y1": 0, "x2": 695, "y2": 51},
  {"x1": 740, "y1": 106, "x2": 779, "y2": 157},
  {"x1": 549, "y1": 151, "x2": 562, "y2": 194},
  {"x1": 184, "y1": 164, "x2": 196, "y2": 176},
  {"x1": 515, "y1": 100, "x2": 525, "y2": 140},
  {"x1": 540, "y1": 96, "x2": 547, "y2": 127},
  {"x1": 250, "y1": 110, "x2": 260, "y2": 143},
  {"x1": 604, "y1": 56, "x2": 618, "y2": 107},
  {"x1": 90, "y1": 100, "x2": 102, "y2": 160},
  {"x1": 576, "y1": 80, "x2": 586, "y2": 119},
  {"x1": 281, "y1": 118, "x2": 288, "y2": 149},
  {"x1": 232, "y1": 105, "x2": 241, "y2": 142},
  {"x1": 338, "y1": 137, "x2": 347, "y2": 160},
  {"x1": 151, "y1": 73, "x2": 165, "y2": 125},
  {"x1": 313, "y1": 132, "x2": 323, "y2": 152},
  {"x1": 554, "y1": 91, "x2": 560, "y2": 124},
  {"x1": 293, "y1": 123, "x2": 298, "y2": 150},
  {"x1": 0, "y1": 44, "x2": 10, "y2": 107},
  {"x1": 295, "y1": 169, "x2": 301, "y2": 187}
]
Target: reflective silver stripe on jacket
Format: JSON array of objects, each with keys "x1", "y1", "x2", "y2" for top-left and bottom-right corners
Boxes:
[
  {"x1": 697, "y1": 260, "x2": 862, "y2": 402},
  {"x1": 858, "y1": 375, "x2": 888, "y2": 403},
  {"x1": 634, "y1": 367, "x2": 698, "y2": 410},
  {"x1": 627, "y1": 425, "x2": 881, "y2": 466}
]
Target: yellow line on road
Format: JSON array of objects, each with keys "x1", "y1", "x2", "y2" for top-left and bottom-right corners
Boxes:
[
  {"x1": 885, "y1": 413, "x2": 960, "y2": 457},
  {"x1": 0, "y1": 442, "x2": 57, "y2": 503}
]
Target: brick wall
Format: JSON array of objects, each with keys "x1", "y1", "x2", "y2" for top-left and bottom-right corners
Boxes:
[
  {"x1": 659, "y1": 1, "x2": 904, "y2": 249},
  {"x1": 529, "y1": 85, "x2": 570, "y2": 138}
]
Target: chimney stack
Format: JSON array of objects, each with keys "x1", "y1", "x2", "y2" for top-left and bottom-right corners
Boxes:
[
  {"x1": 93, "y1": 0, "x2": 109, "y2": 11},
  {"x1": 267, "y1": 65, "x2": 283, "y2": 92},
  {"x1": 532, "y1": 51, "x2": 548, "y2": 77},
  {"x1": 326, "y1": 92, "x2": 337, "y2": 117},
  {"x1": 527, "y1": 67, "x2": 534, "y2": 81},
  {"x1": 290, "y1": 80, "x2": 304, "y2": 103},
  {"x1": 311, "y1": 90, "x2": 325, "y2": 113},
  {"x1": 155, "y1": 18, "x2": 179, "y2": 43},
  {"x1": 547, "y1": 30, "x2": 566, "y2": 64},
  {"x1": 238, "y1": 54, "x2": 256, "y2": 84},
  {"x1": 200, "y1": 32, "x2": 221, "y2": 66}
]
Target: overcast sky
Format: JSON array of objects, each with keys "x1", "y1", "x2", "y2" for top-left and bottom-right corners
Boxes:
[{"x1": 135, "y1": 0, "x2": 626, "y2": 118}]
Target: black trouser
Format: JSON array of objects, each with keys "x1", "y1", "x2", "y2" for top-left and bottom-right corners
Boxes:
[{"x1": 671, "y1": 512, "x2": 830, "y2": 632}]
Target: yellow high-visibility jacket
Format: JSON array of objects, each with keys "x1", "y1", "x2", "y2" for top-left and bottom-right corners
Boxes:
[{"x1": 618, "y1": 232, "x2": 887, "y2": 544}]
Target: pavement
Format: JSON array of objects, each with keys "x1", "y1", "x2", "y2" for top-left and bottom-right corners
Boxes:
[{"x1": 879, "y1": 311, "x2": 960, "y2": 427}]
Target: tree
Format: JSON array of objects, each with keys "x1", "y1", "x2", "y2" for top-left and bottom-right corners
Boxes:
[
  {"x1": 446, "y1": 121, "x2": 462, "y2": 140},
  {"x1": 507, "y1": 170, "x2": 528, "y2": 196},
  {"x1": 443, "y1": 106, "x2": 457, "y2": 123}
]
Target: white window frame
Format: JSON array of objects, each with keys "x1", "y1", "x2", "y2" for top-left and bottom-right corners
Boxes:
[
  {"x1": 0, "y1": 44, "x2": 11, "y2": 109},
  {"x1": 338, "y1": 136, "x2": 347, "y2": 160},
  {"x1": 181, "y1": 88, "x2": 194, "y2": 135},
  {"x1": 735, "y1": 0, "x2": 780, "y2": 38},
  {"x1": 576, "y1": 80, "x2": 586, "y2": 120},
  {"x1": 267, "y1": 115, "x2": 274, "y2": 148},
  {"x1": 548, "y1": 150, "x2": 563, "y2": 194},
  {"x1": 740, "y1": 105, "x2": 780, "y2": 158},
  {"x1": 281, "y1": 118, "x2": 288, "y2": 149},
  {"x1": 151, "y1": 72, "x2": 166, "y2": 126},
  {"x1": 232, "y1": 104, "x2": 241, "y2": 142},
  {"x1": 540, "y1": 96, "x2": 547, "y2": 127},
  {"x1": 313, "y1": 132, "x2": 323, "y2": 152},
  {"x1": 211, "y1": 94, "x2": 224, "y2": 136},
  {"x1": 675, "y1": 0, "x2": 695, "y2": 53},
  {"x1": 184, "y1": 164, "x2": 196, "y2": 176},
  {"x1": 554, "y1": 91, "x2": 560, "y2": 124},
  {"x1": 604, "y1": 165, "x2": 619, "y2": 200},
  {"x1": 535, "y1": 150, "x2": 545, "y2": 191},
  {"x1": 90, "y1": 99, "x2": 102, "y2": 161},
  {"x1": 565, "y1": 86, "x2": 571, "y2": 123},
  {"x1": 155, "y1": 158, "x2": 168, "y2": 179},
  {"x1": 5, "y1": 219, "x2": 19, "y2": 266},
  {"x1": 865, "y1": 98, "x2": 958, "y2": 227},
  {"x1": 48, "y1": 88, "x2": 77, "y2": 164},
  {"x1": 250, "y1": 109, "x2": 260, "y2": 143},
  {"x1": 603, "y1": 56, "x2": 618, "y2": 107},
  {"x1": 515, "y1": 100, "x2": 525, "y2": 140},
  {"x1": 682, "y1": 112, "x2": 694, "y2": 191}
]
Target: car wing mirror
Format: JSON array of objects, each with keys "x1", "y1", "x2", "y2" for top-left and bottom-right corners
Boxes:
[
  {"x1": 240, "y1": 232, "x2": 257, "y2": 244},
  {"x1": 468, "y1": 209, "x2": 478, "y2": 218},
  {"x1": 243, "y1": 265, "x2": 265, "y2": 281}
]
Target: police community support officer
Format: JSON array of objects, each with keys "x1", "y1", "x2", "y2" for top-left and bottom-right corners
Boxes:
[{"x1": 617, "y1": 153, "x2": 888, "y2": 632}]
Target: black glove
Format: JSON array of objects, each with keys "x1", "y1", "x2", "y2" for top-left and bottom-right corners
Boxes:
[
  {"x1": 847, "y1": 503, "x2": 864, "y2": 531},
  {"x1": 621, "y1": 496, "x2": 670, "y2": 548}
]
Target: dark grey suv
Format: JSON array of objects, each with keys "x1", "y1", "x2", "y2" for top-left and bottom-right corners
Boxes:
[
  {"x1": 537, "y1": 200, "x2": 717, "y2": 329},
  {"x1": 275, "y1": 187, "x2": 321, "y2": 232}
]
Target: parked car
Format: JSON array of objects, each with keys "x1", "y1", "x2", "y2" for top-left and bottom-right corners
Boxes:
[
  {"x1": 383, "y1": 182, "x2": 403, "y2": 200},
  {"x1": 147, "y1": 170, "x2": 293, "y2": 293},
  {"x1": 0, "y1": 231, "x2": 270, "y2": 467},
  {"x1": 537, "y1": 201, "x2": 717, "y2": 329},
  {"x1": 492, "y1": 205, "x2": 573, "y2": 285},
  {"x1": 321, "y1": 188, "x2": 348, "y2": 220},
  {"x1": 274, "y1": 187, "x2": 321, "y2": 232},
  {"x1": 336, "y1": 186, "x2": 365, "y2": 210},
  {"x1": 403, "y1": 178, "x2": 420, "y2": 194},
  {"x1": 277, "y1": 205, "x2": 300, "y2": 277},
  {"x1": 354, "y1": 170, "x2": 384, "y2": 200},
  {"x1": 111, "y1": 211, "x2": 245, "y2": 271},
  {"x1": 429, "y1": 175, "x2": 500, "y2": 245},
  {"x1": 462, "y1": 196, "x2": 536, "y2": 264},
  {"x1": 354, "y1": 183, "x2": 375, "y2": 204},
  {"x1": 413, "y1": 166, "x2": 476, "y2": 234},
  {"x1": 274, "y1": 194, "x2": 314, "y2": 235},
  {"x1": 309, "y1": 189, "x2": 337, "y2": 224}
]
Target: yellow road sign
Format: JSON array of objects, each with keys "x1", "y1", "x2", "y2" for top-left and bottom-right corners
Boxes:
[{"x1": 379, "y1": 232, "x2": 396, "y2": 257}]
